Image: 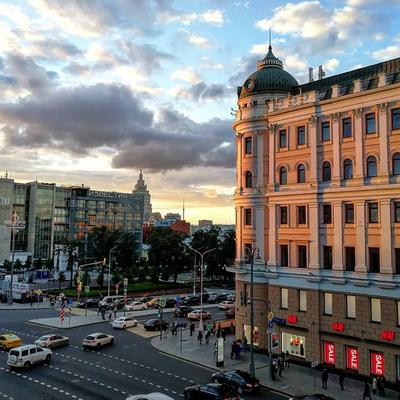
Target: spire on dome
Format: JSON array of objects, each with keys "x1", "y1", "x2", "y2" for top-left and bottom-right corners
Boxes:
[
  {"x1": 139, "y1": 169, "x2": 143, "y2": 181},
  {"x1": 257, "y1": 29, "x2": 283, "y2": 71}
]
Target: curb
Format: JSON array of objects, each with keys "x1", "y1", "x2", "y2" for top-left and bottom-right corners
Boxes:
[
  {"x1": 27, "y1": 319, "x2": 107, "y2": 329},
  {"x1": 152, "y1": 339, "x2": 293, "y2": 398},
  {"x1": 0, "y1": 306, "x2": 50, "y2": 311}
]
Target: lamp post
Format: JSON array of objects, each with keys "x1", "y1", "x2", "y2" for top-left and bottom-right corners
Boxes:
[
  {"x1": 187, "y1": 246, "x2": 216, "y2": 332},
  {"x1": 107, "y1": 246, "x2": 118, "y2": 297}
]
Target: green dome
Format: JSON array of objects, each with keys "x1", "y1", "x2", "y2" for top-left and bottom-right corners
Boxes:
[{"x1": 238, "y1": 46, "x2": 298, "y2": 99}]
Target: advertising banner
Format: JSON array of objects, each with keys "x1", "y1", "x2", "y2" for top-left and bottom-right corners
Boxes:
[
  {"x1": 346, "y1": 346, "x2": 359, "y2": 370},
  {"x1": 324, "y1": 342, "x2": 336, "y2": 365},
  {"x1": 371, "y1": 352, "x2": 384, "y2": 376}
]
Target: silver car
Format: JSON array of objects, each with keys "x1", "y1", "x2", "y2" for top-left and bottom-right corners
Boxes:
[{"x1": 35, "y1": 334, "x2": 69, "y2": 349}]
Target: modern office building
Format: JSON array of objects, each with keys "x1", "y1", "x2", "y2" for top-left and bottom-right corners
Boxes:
[
  {"x1": 0, "y1": 177, "x2": 145, "y2": 263},
  {"x1": 232, "y1": 46, "x2": 400, "y2": 382}
]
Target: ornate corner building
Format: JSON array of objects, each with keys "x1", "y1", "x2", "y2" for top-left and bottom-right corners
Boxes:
[{"x1": 232, "y1": 46, "x2": 400, "y2": 382}]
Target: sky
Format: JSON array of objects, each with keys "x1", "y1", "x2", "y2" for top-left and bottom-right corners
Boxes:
[{"x1": 0, "y1": 0, "x2": 399, "y2": 224}]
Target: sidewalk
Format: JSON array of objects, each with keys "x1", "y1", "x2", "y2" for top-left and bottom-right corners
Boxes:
[
  {"x1": 152, "y1": 329, "x2": 399, "y2": 400},
  {"x1": 0, "y1": 300, "x2": 50, "y2": 310}
]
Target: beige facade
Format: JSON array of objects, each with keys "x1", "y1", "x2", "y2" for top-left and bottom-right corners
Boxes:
[{"x1": 232, "y1": 48, "x2": 400, "y2": 383}]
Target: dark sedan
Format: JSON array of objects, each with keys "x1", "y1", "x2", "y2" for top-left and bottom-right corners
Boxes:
[
  {"x1": 208, "y1": 293, "x2": 228, "y2": 304},
  {"x1": 174, "y1": 306, "x2": 194, "y2": 317},
  {"x1": 225, "y1": 308, "x2": 235, "y2": 319},
  {"x1": 184, "y1": 383, "x2": 238, "y2": 400},
  {"x1": 212, "y1": 370, "x2": 260, "y2": 394},
  {"x1": 76, "y1": 298, "x2": 100, "y2": 308},
  {"x1": 181, "y1": 295, "x2": 201, "y2": 306},
  {"x1": 144, "y1": 319, "x2": 169, "y2": 331}
]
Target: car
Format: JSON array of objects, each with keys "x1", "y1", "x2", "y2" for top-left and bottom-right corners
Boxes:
[
  {"x1": 208, "y1": 293, "x2": 229, "y2": 304},
  {"x1": 144, "y1": 319, "x2": 169, "y2": 331},
  {"x1": 289, "y1": 396, "x2": 336, "y2": 400},
  {"x1": 112, "y1": 316, "x2": 138, "y2": 329},
  {"x1": 184, "y1": 383, "x2": 239, "y2": 400},
  {"x1": 164, "y1": 298, "x2": 177, "y2": 308},
  {"x1": 124, "y1": 301, "x2": 147, "y2": 311},
  {"x1": 7, "y1": 344, "x2": 52, "y2": 369},
  {"x1": 76, "y1": 298, "x2": 100, "y2": 308},
  {"x1": 187, "y1": 310, "x2": 211, "y2": 321},
  {"x1": 218, "y1": 301, "x2": 235, "y2": 310},
  {"x1": 0, "y1": 333, "x2": 22, "y2": 351},
  {"x1": 98, "y1": 295, "x2": 124, "y2": 308},
  {"x1": 181, "y1": 295, "x2": 201, "y2": 306},
  {"x1": 174, "y1": 306, "x2": 194, "y2": 317},
  {"x1": 126, "y1": 393, "x2": 175, "y2": 400},
  {"x1": 212, "y1": 370, "x2": 260, "y2": 394},
  {"x1": 226, "y1": 308, "x2": 235, "y2": 319},
  {"x1": 135, "y1": 296, "x2": 153, "y2": 303},
  {"x1": 226, "y1": 294, "x2": 235, "y2": 302},
  {"x1": 146, "y1": 298, "x2": 160, "y2": 308},
  {"x1": 34, "y1": 334, "x2": 69, "y2": 349},
  {"x1": 82, "y1": 333, "x2": 115, "y2": 349}
]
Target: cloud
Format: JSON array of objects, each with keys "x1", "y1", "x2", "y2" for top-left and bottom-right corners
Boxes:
[
  {"x1": 200, "y1": 9, "x2": 224, "y2": 26},
  {"x1": 160, "y1": 8, "x2": 225, "y2": 27},
  {"x1": 371, "y1": 45, "x2": 400, "y2": 60},
  {"x1": 29, "y1": 38, "x2": 82, "y2": 60},
  {"x1": 187, "y1": 33, "x2": 211, "y2": 48},
  {"x1": 177, "y1": 82, "x2": 231, "y2": 102},
  {"x1": 324, "y1": 58, "x2": 340, "y2": 71},
  {"x1": 171, "y1": 67, "x2": 201, "y2": 84}
]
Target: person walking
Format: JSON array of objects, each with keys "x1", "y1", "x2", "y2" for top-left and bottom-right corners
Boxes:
[
  {"x1": 101, "y1": 306, "x2": 106, "y2": 320},
  {"x1": 231, "y1": 341, "x2": 236, "y2": 360},
  {"x1": 197, "y1": 330, "x2": 203, "y2": 345},
  {"x1": 205, "y1": 330, "x2": 211, "y2": 344},
  {"x1": 278, "y1": 357, "x2": 283, "y2": 377},
  {"x1": 113, "y1": 304, "x2": 117, "y2": 318},
  {"x1": 363, "y1": 381, "x2": 372, "y2": 400},
  {"x1": 285, "y1": 350, "x2": 290, "y2": 368},
  {"x1": 321, "y1": 368, "x2": 328, "y2": 389},
  {"x1": 339, "y1": 370, "x2": 345, "y2": 390},
  {"x1": 190, "y1": 322, "x2": 195, "y2": 337},
  {"x1": 372, "y1": 376, "x2": 377, "y2": 395},
  {"x1": 243, "y1": 336, "x2": 248, "y2": 352},
  {"x1": 377, "y1": 376, "x2": 383, "y2": 396}
]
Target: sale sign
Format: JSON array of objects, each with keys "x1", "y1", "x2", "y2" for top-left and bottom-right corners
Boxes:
[
  {"x1": 371, "y1": 352, "x2": 384, "y2": 376},
  {"x1": 324, "y1": 342, "x2": 336, "y2": 364},
  {"x1": 346, "y1": 346, "x2": 359, "y2": 370}
]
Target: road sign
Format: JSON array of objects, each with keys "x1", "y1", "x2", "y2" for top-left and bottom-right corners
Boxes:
[
  {"x1": 34, "y1": 289, "x2": 42, "y2": 296},
  {"x1": 175, "y1": 296, "x2": 181, "y2": 308},
  {"x1": 267, "y1": 311, "x2": 274, "y2": 321},
  {"x1": 311, "y1": 361, "x2": 319, "y2": 368},
  {"x1": 158, "y1": 297, "x2": 166, "y2": 308},
  {"x1": 271, "y1": 332, "x2": 279, "y2": 350},
  {"x1": 123, "y1": 278, "x2": 128, "y2": 287},
  {"x1": 267, "y1": 320, "x2": 274, "y2": 332},
  {"x1": 85, "y1": 286, "x2": 90, "y2": 294}
]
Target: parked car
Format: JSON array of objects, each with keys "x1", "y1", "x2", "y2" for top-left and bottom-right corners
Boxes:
[
  {"x1": 164, "y1": 298, "x2": 177, "y2": 308},
  {"x1": 174, "y1": 306, "x2": 194, "y2": 317},
  {"x1": 144, "y1": 319, "x2": 169, "y2": 331},
  {"x1": 76, "y1": 298, "x2": 100, "y2": 308},
  {"x1": 7, "y1": 344, "x2": 52, "y2": 369},
  {"x1": 112, "y1": 316, "x2": 138, "y2": 329},
  {"x1": 187, "y1": 310, "x2": 211, "y2": 321},
  {"x1": 226, "y1": 294, "x2": 235, "y2": 302},
  {"x1": 99, "y1": 295, "x2": 124, "y2": 308},
  {"x1": 124, "y1": 301, "x2": 147, "y2": 311},
  {"x1": 289, "y1": 396, "x2": 336, "y2": 400},
  {"x1": 34, "y1": 334, "x2": 69, "y2": 349},
  {"x1": 208, "y1": 293, "x2": 229, "y2": 304},
  {"x1": 212, "y1": 370, "x2": 260, "y2": 394},
  {"x1": 225, "y1": 308, "x2": 235, "y2": 319},
  {"x1": 135, "y1": 296, "x2": 153, "y2": 303},
  {"x1": 0, "y1": 333, "x2": 22, "y2": 351},
  {"x1": 218, "y1": 301, "x2": 235, "y2": 310},
  {"x1": 181, "y1": 296, "x2": 200, "y2": 306},
  {"x1": 146, "y1": 298, "x2": 160, "y2": 308},
  {"x1": 184, "y1": 383, "x2": 239, "y2": 400},
  {"x1": 126, "y1": 393, "x2": 175, "y2": 400},
  {"x1": 82, "y1": 333, "x2": 115, "y2": 349}
]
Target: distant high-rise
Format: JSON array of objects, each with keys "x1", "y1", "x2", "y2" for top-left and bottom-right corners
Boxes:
[{"x1": 133, "y1": 170, "x2": 152, "y2": 223}]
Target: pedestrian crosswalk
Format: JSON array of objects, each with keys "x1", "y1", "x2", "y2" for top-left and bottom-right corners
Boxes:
[{"x1": 126, "y1": 323, "x2": 165, "y2": 338}]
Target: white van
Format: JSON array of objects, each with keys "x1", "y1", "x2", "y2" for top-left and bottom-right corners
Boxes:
[{"x1": 99, "y1": 295, "x2": 124, "y2": 308}]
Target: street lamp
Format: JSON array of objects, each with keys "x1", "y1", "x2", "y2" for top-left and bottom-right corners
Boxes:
[
  {"x1": 107, "y1": 246, "x2": 118, "y2": 297},
  {"x1": 187, "y1": 246, "x2": 216, "y2": 331}
]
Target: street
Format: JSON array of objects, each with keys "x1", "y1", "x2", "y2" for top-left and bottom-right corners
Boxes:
[{"x1": 0, "y1": 306, "x2": 288, "y2": 400}]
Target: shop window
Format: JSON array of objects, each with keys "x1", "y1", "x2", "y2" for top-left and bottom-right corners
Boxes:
[
  {"x1": 280, "y1": 245, "x2": 288, "y2": 267},
  {"x1": 343, "y1": 159, "x2": 353, "y2": 180},
  {"x1": 279, "y1": 166, "x2": 287, "y2": 185},
  {"x1": 346, "y1": 295, "x2": 356, "y2": 318},
  {"x1": 324, "y1": 342, "x2": 336, "y2": 365},
  {"x1": 368, "y1": 202, "x2": 378, "y2": 223},
  {"x1": 297, "y1": 164, "x2": 306, "y2": 183},
  {"x1": 370, "y1": 351, "x2": 384, "y2": 376},
  {"x1": 244, "y1": 137, "x2": 252, "y2": 155},
  {"x1": 323, "y1": 204, "x2": 332, "y2": 224},
  {"x1": 342, "y1": 117, "x2": 352, "y2": 138},
  {"x1": 345, "y1": 247, "x2": 355, "y2": 271},
  {"x1": 395, "y1": 202, "x2": 400, "y2": 223},
  {"x1": 279, "y1": 129, "x2": 287, "y2": 148},
  {"x1": 244, "y1": 325, "x2": 259, "y2": 347},
  {"x1": 299, "y1": 290, "x2": 307, "y2": 312},
  {"x1": 367, "y1": 156, "x2": 377, "y2": 178},
  {"x1": 245, "y1": 171, "x2": 253, "y2": 188},
  {"x1": 281, "y1": 288, "x2": 288, "y2": 309},
  {"x1": 297, "y1": 206, "x2": 306, "y2": 224},
  {"x1": 393, "y1": 153, "x2": 400, "y2": 175},
  {"x1": 282, "y1": 333, "x2": 305, "y2": 358},
  {"x1": 244, "y1": 208, "x2": 252, "y2": 226},
  {"x1": 346, "y1": 346, "x2": 359, "y2": 370},
  {"x1": 322, "y1": 161, "x2": 331, "y2": 182},
  {"x1": 324, "y1": 293, "x2": 333, "y2": 315},
  {"x1": 369, "y1": 247, "x2": 380, "y2": 273},
  {"x1": 323, "y1": 246, "x2": 332, "y2": 270},
  {"x1": 366, "y1": 113, "x2": 376, "y2": 134},
  {"x1": 280, "y1": 206, "x2": 288, "y2": 225},
  {"x1": 345, "y1": 203, "x2": 354, "y2": 223},
  {"x1": 392, "y1": 108, "x2": 400, "y2": 130},
  {"x1": 370, "y1": 298, "x2": 381, "y2": 322},
  {"x1": 321, "y1": 121, "x2": 331, "y2": 141},
  {"x1": 297, "y1": 126, "x2": 306, "y2": 145},
  {"x1": 298, "y1": 245, "x2": 307, "y2": 268}
]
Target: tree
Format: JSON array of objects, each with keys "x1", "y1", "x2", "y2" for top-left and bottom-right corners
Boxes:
[
  {"x1": 58, "y1": 271, "x2": 65, "y2": 290},
  {"x1": 218, "y1": 229, "x2": 235, "y2": 280},
  {"x1": 24, "y1": 258, "x2": 32, "y2": 270},
  {"x1": 113, "y1": 231, "x2": 138, "y2": 280},
  {"x1": 14, "y1": 259, "x2": 22, "y2": 270},
  {"x1": 60, "y1": 239, "x2": 80, "y2": 289},
  {"x1": 33, "y1": 258, "x2": 43, "y2": 270},
  {"x1": 3, "y1": 259, "x2": 11, "y2": 271}
]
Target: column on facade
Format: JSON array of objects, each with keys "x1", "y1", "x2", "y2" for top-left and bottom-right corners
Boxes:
[
  {"x1": 256, "y1": 131, "x2": 264, "y2": 188},
  {"x1": 236, "y1": 133, "x2": 242, "y2": 190},
  {"x1": 331, "y1": 113, "x2": 341, "y2": 184},
  {"x1": 332, "y1": 201, "x2": 344, "y2": 271},
  {"x1": 353, "y1": 108, "x2": 364, "y2": 180},
  {"x1": 308, "y1": 203, "x2": 320, "y2": 269},
  {"x1": 355, "y1": 201, "x2": 367, "y2": 272},
  {"x1": 380, "y1": 199, "x2": 393, "y2": 273},
  {"x1": 235, "y1": 207, "x2": 242, "y2": 261},
  {"x1": 255, "y1": 205, "x2": 265, "y2": 261},
  {"x1": 268, "y1": 124, "x2": 276, "y2": 191},
  {"x1": 377, "y1": 103, "x2": 389, "y2": 181},
  {"x1": 308, "y1": 115, "x2": 318, "y2": 186},
  {"x1": 268, "y1": 204, "x2": 277, "y2": 266}
]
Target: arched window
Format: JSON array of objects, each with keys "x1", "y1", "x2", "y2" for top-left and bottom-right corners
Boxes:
[
  {"x1": 279, "y1": 166, "x2": 287, "y2": 185},
  {"x1": 322, "y1": 161, "x2": 331, "y2": 182},
  {"x1": 367, "y1": 156, "x2": 377, "y2": 178},
  {"x1": 245, "y1": 171, "x2": 253, "y2": 188},
  {"x1": 297, "y1": 164, "x2": 306, "y2": 183},
  {"x1": 393, "y1": 152, "x2": 400, "y2": 175},
  {"x1": 343, "y1": 159, "x2": 353, "y2": 180}
]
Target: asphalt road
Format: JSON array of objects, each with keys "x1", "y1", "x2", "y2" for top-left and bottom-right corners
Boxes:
[{"x1": 0, "y1": 307, "x2": 289, "y2": 400}]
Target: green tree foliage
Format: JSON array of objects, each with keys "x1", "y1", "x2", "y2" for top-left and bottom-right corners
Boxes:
[
  {"x1": 58, "y1": 271, "x2": 65, "y2": 290},
  {"x1": 60, "y1": 238, "x2": 80, "y2": 288},
  {"x1": 3, "y1": 260, "x2": 11, "y2": 271},
  {"x1": 113, "y1": 231, "x2": 138, "y2": 280},
  {"x1": 14, "y1": 259, "x2": 23, "y2": 270},
  {"x1": 33, "y1": 258, "x2": 43, "y2": 269},
  {"x1": 25, "y1": 258, "x2": 32, "y2": 270}
]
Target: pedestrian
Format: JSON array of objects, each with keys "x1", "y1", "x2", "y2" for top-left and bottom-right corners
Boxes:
[
  {"x1": 221, "y1": 329, "x2": 226, "y2": 341},
  {"x1": 197, "y1": 330, "x2": 203, "y2": 345},
  {"x1": 205, "y1": 330, "x2": 211, "y2": 344},
  {"x1": 339, "y1": 370, "x2": 345, "y2": 390},
  {"x1": 243, "y1": 336, "x2": 248, "y2": 352},
  {"x1": 190, "y1": 322, "x2": 195, "y2": 337},
  {"x1": 216, "y1": 323, "x2": 221, "y2": 338},
  {"x1": 212, "y1": 322, "x2": 216, "y2": 335},
  {"x1": 280, "y1": 352, "x2": 285, "y2": 370},
  {"x1": 377, "y1": 376, "x2": 383, "y2": 396},
  {"x1": 372, "y1": 376, "x2": 377, "y2": 395},
  {"x1": 30, "y1": 294, "x2": 33, "y2": 306},
  {"x1": 285, "y1": 350, "x2": 290, "y2": 368},
  {"x1": 381, "y1": 375, "x2": 386, "y2": 397},
  {"x1": 271, "y1": 360, "x2": 276, "y2": 381},
  {"x1": 231, "y1": 341, "x2": 236, "y2": 360},
  {"x1": 321, "y1": 368, "x2": 328, "y2": 389},
  {"x1": 363, "y1": 381, "x2": 372, "y2": 400},
  {"x1": 278, "y1": 357, "x2": 283, "y2": 377},
  {"x1": 101, "y1": 307, "x2": 106, "y2": 320},
  {"x1": 234, "y1": 342, "x2": 241, "y2": 360},
  {"x1": 108, "y1": 307, "x2": 112, "y2": 320},
  {"x1": 113, "y1": 304, "x2": 117, "y2": 318}
]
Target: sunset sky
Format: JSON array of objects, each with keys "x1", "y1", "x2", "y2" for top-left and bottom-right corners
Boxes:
[{"x1": 0, "y1": 0, "x2": 399, "y2": 224}]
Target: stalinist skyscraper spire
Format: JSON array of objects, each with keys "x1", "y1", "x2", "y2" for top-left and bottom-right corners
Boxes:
[{"x1": 133, "y1": 169, "x2": 152, "y2": 223}]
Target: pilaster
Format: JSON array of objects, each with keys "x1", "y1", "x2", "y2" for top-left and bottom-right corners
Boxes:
[
  {"x1": 236, "y1": 133, "x2": 243, "y2": 190},
  {"x1": 355, "y1": 201, "x2": 367, "y2": 273},
  {"x1": 268, "y1": 124, "x2": 276, "y2": 191},
  {"x1": 353, "y1": 108, "x2": 364, "y2": 182},
  {"x1": 309, "y1": 203, "x2": 320, "y2": 269},
  {"x1": 332, "y1": 202, "x2": 343, "y2": 271},
  {"x1": 255, "y1": 206, "x2": 265, "y2": 261},
  {"x1": 308, "y1": 115, "x2": 318, "y2": 186},
  {"x1": 331, "y1": 112, "x2": 341, "y2": 185},
  {"x1": 377, "y1": 103, "x2": 389, "y2": 182},
  {"x1": 256, "y1": 131, "x2": 264, "y2": 187},
  {"x1": 380, "y1": 200, "x2": 393, "y2": 274},
  {"x1": 268, "y1": 204, "x2": 277, "y2": 266}
]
